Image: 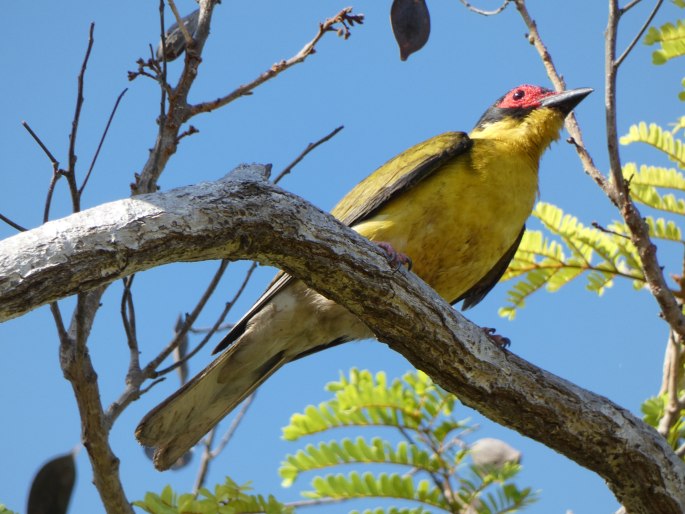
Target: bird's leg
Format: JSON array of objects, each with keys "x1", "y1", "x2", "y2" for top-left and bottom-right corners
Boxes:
[
  {"x1": 483, "y1": 327, "x2": 511, "y2": 349},
  {"x1": 376, "y1": 241, "x2": 413, "y2": 271}
]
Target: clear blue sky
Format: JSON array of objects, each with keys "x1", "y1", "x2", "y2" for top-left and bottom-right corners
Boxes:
[{"x1": 2, "y1": 1, "x2": 683, "y2": 513}]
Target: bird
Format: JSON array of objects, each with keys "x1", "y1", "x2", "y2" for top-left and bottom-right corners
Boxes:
[{"x1": 136, "y1": 84, "x2": 592, "y2": 470}]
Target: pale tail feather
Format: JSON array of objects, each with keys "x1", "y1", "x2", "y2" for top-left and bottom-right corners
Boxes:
[{"x1": 135, "y1": 341, "x2": 287, "y2": 470}]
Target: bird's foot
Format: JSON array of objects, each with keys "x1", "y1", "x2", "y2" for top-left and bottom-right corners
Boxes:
[
  {"x1": 377, "y1": 241, "x2": 412, "y2": 271},
  {"x1": 483, "y1": 327, "x2": 511, "y2": 349}
]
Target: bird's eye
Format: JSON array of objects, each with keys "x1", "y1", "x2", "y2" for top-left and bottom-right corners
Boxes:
[{"x1": 512, "y1": 89, "x2": 525, "y2": 101}]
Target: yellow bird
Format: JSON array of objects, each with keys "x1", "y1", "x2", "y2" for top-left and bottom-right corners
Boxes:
[{"x1": 137, "y1": 84, "x2": 591, "y2": 470}]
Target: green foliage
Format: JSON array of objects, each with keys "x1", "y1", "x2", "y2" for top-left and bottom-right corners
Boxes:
[
  {"x1": 280, "y1": 369, "x2": 537, "y2": 513},
  {"x1": 641, "y1": 394, "x2": 685, "y2": 449},
  {"x1": 133, "y1": 477, "x2": 293, "y2": 514},
  {"x1": 0, "y1": 505, "x2": 18, "y2": 514},
  {"x1": 499, "y1": 116, "x2": 685, "y2": 318},
  {"x1": 499, "y1": 202, "x2": 646, "y2": 319},
  {"x1": 644, "y1": 19, "x2": 685, "y2": 64},
  {"x1": 620, "y1": 122, "x2": 685, "y2": 167}
]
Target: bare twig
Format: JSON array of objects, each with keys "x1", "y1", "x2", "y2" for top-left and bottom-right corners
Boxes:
[
  {"x1": 153, "y1": 261, "x2": 257, "y2": 377},
  {"x1": 658, "y1": 331, "x2": 682, "y2": 436},
  {"x1": 66, "y1": 23, "x2": 96, "y2": 212},
  {"x1": 591, "y1": 221, "x2": 631, "y2": 239},
  {"x1": 43, "y1": 172, "x2": 61, "y2": 223},
  {"x1": 210, "y1": 393, "x2": 256, "y2": 458},
  {"x1": 0, "y1": 213, "x2": 27, "y2": 232},
  {"x1": 286, "y1": 498, "x2": 347, "y2": 509},
  {"x1": 49, "y1": 302, "x2": 69, "y2": 343},
  {"x1": 167, "y1": 0, "x2": 194, "y2": 47},
  {"x1": 176, "y1": 125, "x2": 199, "y2": 143},
  {"x1": 21, "y1": 121, "x2": 60, "y2": 167},
  {"x1": 120, "y1": 276, "x2": 142, "y2": 379},
  {"x1": 193, "y1": 393, "x2": 257, "y2": 493},
  {"x1": 621, "y1": 0, "x2": 644, "y2": 14},
  {"x1": 190, "y1": 9, "x2": 364, "y2": 116},
  {"x1": 21, "y1": 120, "x2": 63, "y2": 222},
  {"x1": 133, "y1": 0, "x2": 216, "y2": 193},
  {"x1": 458, "y1": 0, "x2": 512, "y2": 16},
  {"x1": 144, "y1": 259, "x2": 231, "y2": 376},
  {"x1": 79, "y1": 88, "x2": 128, "y2": 195},
  {"x1": 513, "y1": 1, "x2": 607, "y2": 191},
  {"x1": 273, "y1": 125, "x2": 344, "y2": 184},
  {"x1": 616, "y1": 0, "x2": 664, "y2": 67}
]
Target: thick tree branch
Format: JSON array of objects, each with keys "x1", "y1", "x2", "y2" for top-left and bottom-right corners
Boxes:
[{"x1": 1, "y1": 164, "x2": 684, "y2": 512}]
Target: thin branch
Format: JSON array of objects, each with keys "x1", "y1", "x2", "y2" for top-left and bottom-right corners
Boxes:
[
  {"x1": 273, "y1": 126, "x2": 344, "y2": 184},
  {"x1": 210, "y1": 393, "x2": 256, "y2": 459},
  {"x1": 193, "y1": 428, "x2": 217, "y2": 495},
  {"x1": 43, "y1": 172, "x2": 61, "y2": 223},
  {"x1": 615, "y1": 0, "x2": 664, "y2": 67},
  {"x1": 21, "y1": 121, "x2": 60, "y2": 167},
  {"x1": 190, "y1": 8, "x2": 364, "y2": 116},
  {"x1": 144, "y1": 259, "x2": 231, "y2": 376},
  {"x1": 66, "y1": 22, "x2": 96, "y2": 212},
  {"x1": 152, "y1": 261, "x2": 257, "y2": 377},
  {"x1": 658, "y1": 330, "x2": 683, "y2": 437},
  {"x1": 120, "y1": 275, "x2": 142, "y2": 378},
  {"x1": 676, "y1": 442, "x2": 685, "y2": 458},
  {"x1": 513, "y1": 1, "x2": 607, "y2": 191},
  {"x1": 0, "y1": 213, "x2": 27, "y2": 232},
  {"x1": 79, "y1": 88, "x2": 128, "y2": 195},
  {"x1": 49, "y1": 302, "x2": 69, "y2": 343},
  {"x1": 193, "y1": 393, "x2": 257, "y2": 493},
  {"x1": 133, "y1": 0, "x2": 217, "y2": 193},
  {"x1": 286, "y1": 497, "x2": 347, "y2": 509},
  {"x1": 167, "y1": 0, "x2": 194, "y2": 47},
  {"x1": 21, "y1": 120, "x2": 63, "y2": 223},
  {"x1": 621, "y1": 0, "x2": 643, "y2": 14},
  {"x1": 458, "y1": 0, "x2": 512, "y2": 16}
]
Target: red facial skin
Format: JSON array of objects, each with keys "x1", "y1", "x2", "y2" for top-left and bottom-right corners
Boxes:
[{"x1": 497, "y1": 85, "x2": 556, "y2": 109}]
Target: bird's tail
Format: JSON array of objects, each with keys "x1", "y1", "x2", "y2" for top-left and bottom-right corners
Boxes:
[{"x1": 135, "y1": 339, "x2": 287, "y2": 470}]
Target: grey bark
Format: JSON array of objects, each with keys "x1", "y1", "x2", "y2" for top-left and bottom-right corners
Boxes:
[{"x1": 1, "y1": 164, "x2": 684, "y2": 513}]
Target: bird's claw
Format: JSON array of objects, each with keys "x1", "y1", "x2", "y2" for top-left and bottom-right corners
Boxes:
[
  {"x1": 484, "y1": 327, "x2": 511, "y2": 349},
  {"x1": 377, "y1": 242, "x2": 412, "y2": 271}
]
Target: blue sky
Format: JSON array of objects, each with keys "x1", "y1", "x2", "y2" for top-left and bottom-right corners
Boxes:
[{"x1": 2, "y1": 1, "x2": 684, "y2": 513}]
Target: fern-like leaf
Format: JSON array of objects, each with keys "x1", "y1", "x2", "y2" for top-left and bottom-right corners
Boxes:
[
  {"x1": 620, "y1": 122, "x2": 685, "y2": 168},
  {"x1": 350, "y1": 508, "x2": 432, "y2": 514},
  {"x1": 499, "y1": 203, "x2": 646, "y2": 319},
  {"x1": 644, "y1": 19, "x2": 685, "y2": 64},
  {"x1": 622, "y1": 164, "x2": 685, "y2": 226},
  {"x1": 280, "y1": 438, "x2": 442, "y2": 487},
  {"x1": 134, "y1": 478, "x2": 293, "y2": 514},
  {"x1": 282, "y1": 370, "x2": 463, "y2": 441},
  {"x1": 303, "y1": 472, "x2": 449, "y2": 510}
]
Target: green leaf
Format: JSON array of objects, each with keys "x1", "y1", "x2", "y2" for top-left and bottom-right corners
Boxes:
[
  {"x1": 644, "y1": 20, "x2": 685, "y2": 64},
  {"x1": 282, "y1": 369, "x2": 459, "y2": 441},
  {"x1": 642, "y1": 394, "x2": 667, "y2": 428},
  {"x1": 304, "y1": 472, "x2": 449, "y2": 509},
  {"x1": 279, "y1": 437, "x2": 442, "y2": 487},
  {"x1": 620, "y1": 122, "x2": 685, "y2": 168},
  {"x1": 499, "y1": 202, "x2": 644, "y2": 319},
  {"x1": 135, "y1": 478, "x2": 292, "y2": 514}
]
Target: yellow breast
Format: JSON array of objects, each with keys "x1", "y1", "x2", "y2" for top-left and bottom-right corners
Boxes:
[{"x1": 351, "y1": 137, "x2": 539, "y2": 303}]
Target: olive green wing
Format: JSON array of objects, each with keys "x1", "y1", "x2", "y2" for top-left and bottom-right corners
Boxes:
[
  {"x1": 333, "y1": 131, "x2": 472, "y2": 226},
  {"x1": 213, "y1": 132, "x2": 472, "y2": 353},
  {"x1": 455, "y1": 226, "x2": 525, "y2": 310}
]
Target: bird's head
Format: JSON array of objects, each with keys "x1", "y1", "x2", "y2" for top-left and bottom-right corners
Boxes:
[{"x1": 471, "y1": 85, "x2": 592, "y2": 158}]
